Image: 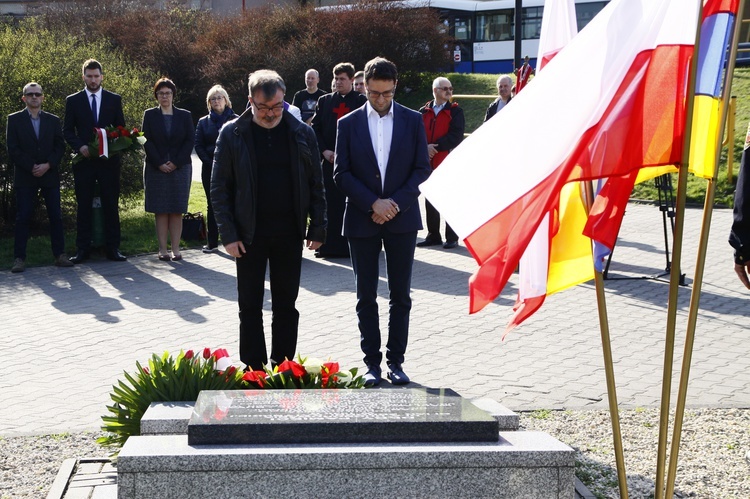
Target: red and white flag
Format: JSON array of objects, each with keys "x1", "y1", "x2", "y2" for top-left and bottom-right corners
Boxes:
[{"x1": 421, "y1": 0, "x2": 698, "y2": 315}]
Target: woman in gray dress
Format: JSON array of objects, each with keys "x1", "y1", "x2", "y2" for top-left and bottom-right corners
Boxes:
[{"x1": 142, "y1": 78, "x2": 194, "y2": 261}]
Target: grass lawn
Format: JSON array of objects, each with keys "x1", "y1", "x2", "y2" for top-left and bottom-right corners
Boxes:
[{"x1": 1, "y1": 181, "x2": 208, "y2": 270}]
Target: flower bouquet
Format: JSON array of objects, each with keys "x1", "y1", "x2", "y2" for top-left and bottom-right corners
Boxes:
[
  {"x1": 98, "y1": 349, "x2": 364, "y2": 453},
  {"x1": 71, "y1": 125, "x2": 146, "y2": 164},
  {"x1": 242, "y1": 355, "x2": 366, "y2": 389}
]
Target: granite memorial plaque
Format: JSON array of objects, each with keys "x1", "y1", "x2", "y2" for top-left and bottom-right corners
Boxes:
[{"x1": 187, "y1": 388, "x2": 499, "y2": 445}]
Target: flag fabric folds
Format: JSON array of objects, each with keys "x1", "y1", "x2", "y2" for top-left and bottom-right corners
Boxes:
[
  {"x1": 689, "y1": 0, "x2": 738, "y2": 179},
  {"x1": 420, "y1": 0, "x2": 700, "y2": 315},
  {"x1": 512, "y1": 0, "x2": 588, "y2": 332}
]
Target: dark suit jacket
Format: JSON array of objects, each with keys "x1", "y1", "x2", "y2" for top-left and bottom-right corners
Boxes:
[
  {"x1": 63, "y1": 89, "x2": 125, "y2": 161},
  {"x1": 7, "y1": 109, "x2": 65, "y2": 189},
  {"x1": 141, "y1": 107, "x2": 194, "y2": 169},
  {"x1": 333, "y1": 102, "x2": 431, "y2": 238}
]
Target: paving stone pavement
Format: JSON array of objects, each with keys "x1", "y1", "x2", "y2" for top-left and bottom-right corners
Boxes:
[{"x1": 1, "y1": 201, "x2": 749, "y2": 437}]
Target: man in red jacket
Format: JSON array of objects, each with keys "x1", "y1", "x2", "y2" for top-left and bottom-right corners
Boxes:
[{"x1": 418, "y1": 77, "x2": 465, "y2": 249}]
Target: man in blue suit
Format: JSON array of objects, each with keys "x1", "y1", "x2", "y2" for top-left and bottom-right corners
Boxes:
[
  {"x1": 7, "y1": 82, "x2": 72, "y2": 272},
  {"x1": 334, "y1": 57, "x2": 431, "y2": 386},
  {"x1": 64, "y1": 59, "x2": 127, "y2": 263}
]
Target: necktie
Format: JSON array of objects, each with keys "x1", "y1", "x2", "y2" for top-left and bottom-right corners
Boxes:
[{"x1": 91, "y1": 94, "x2": 97, "y2": 125}]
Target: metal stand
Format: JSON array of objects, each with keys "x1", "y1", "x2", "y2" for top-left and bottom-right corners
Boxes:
[{"x1": 603, "y1": 174, "x2": 686, "y2": 285}]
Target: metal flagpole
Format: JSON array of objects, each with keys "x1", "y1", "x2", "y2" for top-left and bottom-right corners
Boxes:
[
  {"x1": 583, "y1": 182, "x2": 629, "y2": 498},
  {"x1": 654, "y1": 1, "x2": 705, "y2": 497},
  {"x1": 664, "y1": 1, "x2": 745, "y2": 496}
]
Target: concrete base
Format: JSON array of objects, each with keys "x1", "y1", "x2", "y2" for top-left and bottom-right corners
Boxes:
[
  {"x1": 123, "y1": 398, "x2": 571, "y2": 498},
  {"x1": 118, "y1": 432, "x2": 574, "y2": 498}
]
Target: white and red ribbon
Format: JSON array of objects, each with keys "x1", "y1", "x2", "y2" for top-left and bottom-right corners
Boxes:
[{"x1": 94, "y1": 127, "x2": 109, "y2": 159}]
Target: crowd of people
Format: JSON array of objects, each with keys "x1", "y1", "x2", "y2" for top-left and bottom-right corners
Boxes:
[{"x1": 15, "y1": 54, "x2": 746, "y2": 386}]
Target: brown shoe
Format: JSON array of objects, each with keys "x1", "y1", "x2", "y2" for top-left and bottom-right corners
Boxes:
[
  {"x1": 55, "y1": 253, "x2": 74, "y2": 267},
  {"x1": 11, "y1": 258, "x2": 25, "y2": 273}
]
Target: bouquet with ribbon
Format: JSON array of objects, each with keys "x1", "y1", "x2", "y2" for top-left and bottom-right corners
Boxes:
[{"x1": 71, "y1": 125, "x2": 146, "y2": 164}]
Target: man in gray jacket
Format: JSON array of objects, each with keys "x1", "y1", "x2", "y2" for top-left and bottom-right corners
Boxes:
[{"x1": 211, "y1": 70, "x2": 327, "y2": 371}]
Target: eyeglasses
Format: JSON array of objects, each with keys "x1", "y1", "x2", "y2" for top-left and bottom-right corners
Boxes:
[
  {"x1": 209, "y1": 96, "x2": 224, "y2": 102},
  {"x1": 437, "y1": 86, "x2": 453, "y2": 93},
  {"x1": 253, "y1": 102, "x2": 285, "y2": 114},
  {"x1": 24, "y1": 92, "x2": 43, "y2": 97},
  {"x1": 156, "y1": 91, "x2": 173, "y2": 97},
  {"x1": 367, "y1": 88, "x2": 396, "y2": 99}
]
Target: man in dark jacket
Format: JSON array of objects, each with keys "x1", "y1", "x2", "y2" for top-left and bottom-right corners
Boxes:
[
  {"x1": 418, "y1": 76, "x2": 465, "y2": 249},
  {"x1": 730, "y1": 123, "x2": 750, "y2": 288},
  {"x1": 311, "y1": 62, "x2": 367, "y2": 258},
  {"x1": 484, "y1": 75, "x2": 513, "y2": 122},
  {"x1": 7, "y1": 82, "x2": 72, "y2": 272},
  {"x1": 211, "y1": 70, "x2": 327, "y2": 371}
]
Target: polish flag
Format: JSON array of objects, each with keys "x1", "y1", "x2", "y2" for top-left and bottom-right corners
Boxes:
[
  {"x1": 421, "y1": 0, "x2": 700, "y2": 315},
  {"x1": 512, "y1": 0, "x2": 586, "y2": 332}
]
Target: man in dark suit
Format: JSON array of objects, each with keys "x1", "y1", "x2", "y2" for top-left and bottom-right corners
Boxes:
[
  {"x1": 63, "y1": 58, "x2": 127, "y2": 263},
  {"x1": 7, "y1": 82, "x2": 73, "y2": 273},
  {"x1": 333, "y1": 57, "x2": 431, "y2": 386},
  {"x1": 311, "y1": 62, "x2": 367, "y2": 258}
]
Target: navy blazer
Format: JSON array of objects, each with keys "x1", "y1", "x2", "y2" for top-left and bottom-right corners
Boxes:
[
  {"x1": 333, "y1": 102, "x2": 431, "y2": 238},
  {"x1": 142, "y1": 107, "x2": 195, "y2": 169},
  {"x1": 7, "y1": 109, "x2": 65, "y2": 189},
  {"x1": 63, "y1": 89, "x2": 126, "y2": 155}
]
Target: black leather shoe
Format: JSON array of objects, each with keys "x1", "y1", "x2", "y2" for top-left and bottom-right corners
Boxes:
[
  {"x1": 69, "y1": 250, "x2": 90, "y2": 264},
  {"x1": 443, "y1": 241, "x2": 458, "y2": 249},
  {"x1": 416, "y1": 238, "x2": 442, "y2": 247},
  {"x1": 106, "y1": 249, "x2": 127, "y2": 261},
  {"x1": 387, "y1": 363, "x2": 410, "y2": 385},
  {"x1": 363, "y1": 366, "x2": 382, "y2": 387}
]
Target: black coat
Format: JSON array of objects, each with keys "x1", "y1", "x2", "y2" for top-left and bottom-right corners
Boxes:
[
  {"x1": 211, "y1": 110, "x2": 327, "y2": 246},
  {"x1": 730, "y1": 146, "x2": 750, "y2": 264},
  {"x1": 7, "y1": 109, "x2": 65, "y2": 189},
  {"x1": 63, "y1": 89, "x2": 125, "y2": 164},
  {"x1": 194, "y1": 110, "x2": 239, "y2": 170},
  {"x1": 141, "y1": 106, "x2": 195, "y2": 170}
]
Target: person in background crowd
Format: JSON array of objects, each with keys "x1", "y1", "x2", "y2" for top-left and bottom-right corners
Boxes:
[
  {"x1": 515, "y1": 55, "x2": 535, "y2": 93},
  {"x1": 731, "y1": 121, "x2": 750, "y2": 288},
  {"x1": 312, "y1": 62, "x2": 367, "y2": 258},
  {"x1": 141, "y1": 78, "x2": 194, "y2": 261},
  {"x1": 195, "y1": 84, "x2": 238, "y2": 254},
  {"x1": 292, "y1": 69, "x2": 326, "y2": 125},
  {"x1": 418, "y1": 76, "x2": 465, "y2": 249},
  {"x1": 333, "y1": 57, "x2": 431, "y2": 387},
  {"x1": 353, "y1": 70, "x2": 366, "y2": 95},
  {"x1": 64, "y1": 59, "x2": 127, "y2": 263},
  {"x1": 7, "y1": 82, "x2": 72, "y2": 272},
  {"x1": 211, "y1": 70, "x2": 326, "y2": 371},
  {"x1": 484, "y1": 75, "x2": 513, "y2": 122}
]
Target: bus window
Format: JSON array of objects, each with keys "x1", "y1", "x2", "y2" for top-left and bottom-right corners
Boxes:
[
  {"x1": 454, "y1": 15, "x2": 471, "y2": 41},
  {"x1": 576, "y1": 2, "x2": 609, "y2": 31},
  {"x1": 477, "y1": 10, "x2": 514, "y2": 42},
  {"x1": 522, "y1": 6, "x2": 543, "y2": 40}
]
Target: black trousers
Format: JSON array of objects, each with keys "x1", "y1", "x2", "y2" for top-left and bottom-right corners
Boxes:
[
  {"x1": 425, "y1": 199, "x2": 457, "y2": 243},
  {"x1": 236, "y1": 233, "x2": 303, "y2": 370},
  {"x1": 201, "y1": 163, "x2": 219, "y2": 248},
  {"x1": 348, "y1": 229, "x2": 417, "y2": 368},
  {"x1": 317, "y1": 159, "x2": 349, "y2": 256},
  {"x1": 72, "y1": 159, "x2": 121, "y2": 251}
]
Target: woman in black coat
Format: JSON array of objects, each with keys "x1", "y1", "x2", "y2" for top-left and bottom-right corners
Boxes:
[
  {"x1": 194, "y1": 84, "x2": 238, "y2": 253},
  {"x1": 142, "y1": 77, "x2": 195, "y2": 261}
]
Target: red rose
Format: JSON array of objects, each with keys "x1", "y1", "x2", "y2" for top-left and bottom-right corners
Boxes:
[
  {"x1": 242, "y1": 370, "x2": 266, "y2": 387},
  {"x1": 277, "y1": 359, "x2": 306, "y2": 378},
  {"x1": 203, "y1": 347, "x2": 211, "y2": 359},
  {"x1": 107, "y1": 131, "x2": 118, "y2": 139}
]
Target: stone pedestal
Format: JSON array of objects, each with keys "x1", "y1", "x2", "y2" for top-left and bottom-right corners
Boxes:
[{"x1": 119, "y1": 389, "x2": 574, "y2": 498}]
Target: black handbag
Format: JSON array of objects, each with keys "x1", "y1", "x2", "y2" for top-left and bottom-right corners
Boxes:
[{"x1": 182, "y1": 212, "x2": 206, "y2": 241}]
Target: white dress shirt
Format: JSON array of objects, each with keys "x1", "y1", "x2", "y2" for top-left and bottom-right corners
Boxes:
[{"x1": 365, "y1": 101, "x2": 394, "y2": 191}]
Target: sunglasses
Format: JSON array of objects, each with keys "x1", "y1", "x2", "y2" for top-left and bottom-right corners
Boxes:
[{"x1": 24, "y1": 92, "x2": 43, "y2": 97}]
